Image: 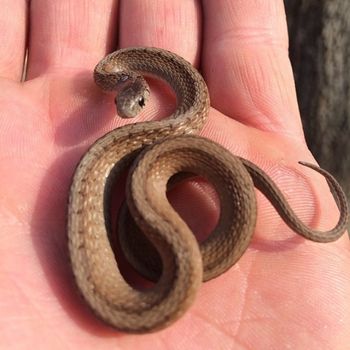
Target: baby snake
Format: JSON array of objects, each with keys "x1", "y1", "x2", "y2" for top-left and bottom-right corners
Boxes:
[{"x1": 67, "y1": 47, "x2": 349, "y2": 333}]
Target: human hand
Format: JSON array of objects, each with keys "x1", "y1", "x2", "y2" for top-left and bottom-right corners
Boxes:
[{"x1": 0, "y1": 1, "x2": 349, "y2": 349}]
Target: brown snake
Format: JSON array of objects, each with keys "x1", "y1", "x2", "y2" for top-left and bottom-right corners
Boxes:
[{"x1": 67, "y1": 47, "x2": 349, "y2": 333}]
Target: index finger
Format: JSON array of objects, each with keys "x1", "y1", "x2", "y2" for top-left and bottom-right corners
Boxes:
[{"x1": 202, "y1": 0, "x2": 304, "y2": 139}]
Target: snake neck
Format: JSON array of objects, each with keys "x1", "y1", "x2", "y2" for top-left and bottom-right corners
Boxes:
[{"x1": 94, "y1": 47, "x2": 210, "y2": 134}]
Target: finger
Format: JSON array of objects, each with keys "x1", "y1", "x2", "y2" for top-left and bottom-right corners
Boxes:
[
  {"x1": 27, "y1": 0, "x2": 118, "y2": 79},
  {"x1": 119, "y1": 0, "x2": 202, "y2": 65},
  {"x1": 0, "y1": 0, "x2": 27, "y2": 81},
  {"x1": 202, "y1": 0, "x2": 304, "y2": 138}
]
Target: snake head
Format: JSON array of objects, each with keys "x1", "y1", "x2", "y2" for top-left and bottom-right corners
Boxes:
[{"x1": 115, "y1": 76, "x2": 150, "y2": 118}]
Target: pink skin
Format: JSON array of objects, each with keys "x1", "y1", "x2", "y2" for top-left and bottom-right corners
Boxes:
[{"x1": 0, "y1": 0, "x2": 349, "y2": 348}]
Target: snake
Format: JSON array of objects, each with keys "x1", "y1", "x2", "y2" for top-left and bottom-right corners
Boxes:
[{"x1": 67, "y1": 47, "x2": 349, "y2": 333}]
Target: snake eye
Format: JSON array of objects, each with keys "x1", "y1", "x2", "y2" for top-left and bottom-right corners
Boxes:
[
  {"x1": 119, "y1": 74, "x2": 129, "y2": 82},
  {"x1": 138, "y1": 97, "x2": 145, "y2": 107}
]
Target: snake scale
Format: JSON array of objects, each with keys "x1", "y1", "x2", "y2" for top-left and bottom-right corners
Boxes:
[{"x1": 67, "y1": 47, "x2": 349, "y2": 333}]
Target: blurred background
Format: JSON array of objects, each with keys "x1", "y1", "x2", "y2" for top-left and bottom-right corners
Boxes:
[{"x1": 284, "y1": 1, "x2": 349, "y2": 218}]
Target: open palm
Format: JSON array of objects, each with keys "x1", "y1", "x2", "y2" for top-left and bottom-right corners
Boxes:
[{"x1": 1, "y1": 1, "x2": 349, "y2": 349}]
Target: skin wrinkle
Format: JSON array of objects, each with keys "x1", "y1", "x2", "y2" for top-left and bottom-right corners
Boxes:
[
  {"x1": 233, "y1": 267, "x2": 254, "y2": 342},
  {"x1": 200, "y1": 264, "x2": 251, "y2": 335},
  {"x1": 297, "y1": 166, "x2": 341, "y2": 231},
  {"x1": 251, "y1": 145, "x2": 339, "y2": 234},
  {"x1": 0, "y1": 195, "x2": 28, "y2": 227},
  {"x1": 22, "y1": 78, "x2": 52, "y2": 136},
  {"x1": 242, "y1": 55, "x2": 277, "y2": 130},
  {"x1": 5, "y1": 275, "x2": 47, "y2": 326},
  {"x1": 240, "y1": 51, "x2": 300, "y2": 134},
  {"x1": 256, "y1": 164, "x2": 315, "y2": 234},
  {"x1": 210, "y1": 27, "x2": 288, "y2": 50},
  {"x1": 191, "y1": 308, "x2": 234, "y2": 341},
  {"x1": 238, "y1": 255, "x2": 256, "y2": 332}
]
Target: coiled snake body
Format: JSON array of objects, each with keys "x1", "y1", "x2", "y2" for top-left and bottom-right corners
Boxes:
[{"x1": 67, "y1": 47, "x2": 349, "y2": 333}]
